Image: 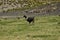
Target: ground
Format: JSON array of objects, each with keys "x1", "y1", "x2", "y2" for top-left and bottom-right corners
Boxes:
[{"x1": 0, "y1": 15, "x2": 60, "y2": 40}]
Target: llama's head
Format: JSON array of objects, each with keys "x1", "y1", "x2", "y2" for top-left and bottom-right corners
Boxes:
[{"x1": 23, "y1": 15, "x2": 27, "y2": 19}]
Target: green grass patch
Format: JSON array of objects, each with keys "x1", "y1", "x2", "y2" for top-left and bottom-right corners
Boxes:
[{"x1": 0, "y1": 15, "x2": 60, "y2": 40}]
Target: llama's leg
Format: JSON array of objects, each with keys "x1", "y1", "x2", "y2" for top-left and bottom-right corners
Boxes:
[
  {"x1": 33, "y1": 19, "x2": 34, "y2": 23},
  {"x1": 29, "y1": 22, "x2": 31, "y2": 24}
]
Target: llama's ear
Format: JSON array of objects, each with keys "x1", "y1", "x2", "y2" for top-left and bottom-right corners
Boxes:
[{"x1": 23, "y1": 15, "x2": 27, "y2": 19}]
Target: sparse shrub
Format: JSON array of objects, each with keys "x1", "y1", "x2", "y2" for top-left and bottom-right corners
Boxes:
[
  {"x1": 57, "y1": 22, "x2": 60, "y2": 25},
  {"x1": 3, "y1": 18, "x2": 7, "y2": 20},
  {"x1": 25, "y1": 10, "x2": 28, "y2": 13},
  {"x1": 0, "y1": 2, "x2": 2, "y2": 5},
  {"x1": 17, "y1": 17, "x2": 20, "y2": 19},
  {"x1": 32, "y1": 35, "x2": 52, "y2": 38},
  {"x1": 0, "y1": 19, "x2": 1, "y2": 21},
  {"x1": 3, "y1": 11, "x2": 5, "y2": 13},
  {"x1": 58, "y1": 15, "x2": 60, "y2": 16},
  {"x1": 27, "y1": 35, "x2": 30, "y2": 37}
]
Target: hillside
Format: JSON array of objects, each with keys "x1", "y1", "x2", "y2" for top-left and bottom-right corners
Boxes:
[
  {"x1": 0, "y1": 2, "x2": 60, "y2": 17},
  {"x1": 0, "y1": 0, "x2": 60, "y2": 12}
]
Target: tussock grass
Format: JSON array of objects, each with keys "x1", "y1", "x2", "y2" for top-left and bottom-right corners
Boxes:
[
  {"x1": 27, "y1": 34, "x2": 55, "y2": 38},
  {"x1": 57, "y1": 22, "x2": 60, "y2": 26}
]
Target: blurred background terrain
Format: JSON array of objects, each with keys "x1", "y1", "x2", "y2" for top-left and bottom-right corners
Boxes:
[{"x1": 0, "y1": 0, "x2": 60, "y2": 17}]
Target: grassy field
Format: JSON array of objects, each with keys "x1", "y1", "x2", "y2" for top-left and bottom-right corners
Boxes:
[{"x1": 0, "y1": 15, "x2": 60, "y2": 40}]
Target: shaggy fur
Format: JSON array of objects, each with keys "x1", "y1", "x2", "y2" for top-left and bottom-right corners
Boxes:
[{"x1": 23, "y1": 15, "x2": 34, "y2": 24}]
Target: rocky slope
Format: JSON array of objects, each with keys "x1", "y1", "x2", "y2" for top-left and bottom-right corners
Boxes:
[
  {"x1": 0, "y1": 0, "x2": 59, "y2": 12},
  {"x1": 0, "y1": 2, "x2": 60, "y2": 17}
]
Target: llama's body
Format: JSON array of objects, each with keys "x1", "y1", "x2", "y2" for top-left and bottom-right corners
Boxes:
[
  {"x1": 23, "y1": 15, "x2": 34, "y2": 24},
  {"x1": 27, "y1": 17, "x2": 34, "y2": 23}
]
